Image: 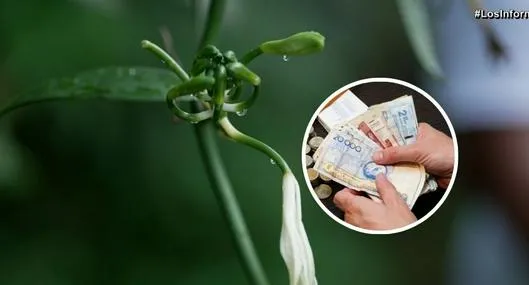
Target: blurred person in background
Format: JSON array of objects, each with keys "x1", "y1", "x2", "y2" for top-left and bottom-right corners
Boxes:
[{"x1": 431, "y1": 0, "x2": 529, "y2": 284}]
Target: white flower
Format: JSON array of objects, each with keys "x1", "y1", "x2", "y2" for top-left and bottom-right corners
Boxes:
[{"x1": 280, "y1": 171, "x2": 317, "y2": 285}]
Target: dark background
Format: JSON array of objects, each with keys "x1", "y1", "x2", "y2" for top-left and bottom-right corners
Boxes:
[{"x1": 306, "y1": 81, "x2": 450, "y2": 222}]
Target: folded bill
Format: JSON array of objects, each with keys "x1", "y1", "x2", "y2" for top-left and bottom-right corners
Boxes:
[
  {"x1": 346, "y1": 108, "x2": 401, "y2": 148},
  {"x1": 370, "y1": 95, "x2": 418, "y2": 145},
  {"x1": 313, "y1": 126, "x2": 426, "y2": 208}
]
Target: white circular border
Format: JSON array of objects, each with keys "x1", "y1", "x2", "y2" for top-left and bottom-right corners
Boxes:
[{"x1": 301, "y1": 77, "x2": 459, "y2": 235}]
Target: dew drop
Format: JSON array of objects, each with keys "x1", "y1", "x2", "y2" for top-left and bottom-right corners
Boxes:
[
  {"x1": 236, "y1": 109, "x2": 247, "y2": 116},
  {"x1": 282, "y1": 55, "x2": 289, "y2": 62},
  {"x1": 270, "y1": 159, "x2": 276, "y2": 165},
  {"x1": 128, "y1": 68, "x2": 137, "y2": 76},
  {"x1": 190, "y1": 120, "x2": 198, "y2": 124}
]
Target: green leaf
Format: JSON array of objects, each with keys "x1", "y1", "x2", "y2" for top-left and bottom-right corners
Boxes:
[
  {"x1": 0, "y1": 66, "x2": 179, "y2": 117},
  {"x1": 396, "y1": 0, "x2": 443, "y2": 78}
]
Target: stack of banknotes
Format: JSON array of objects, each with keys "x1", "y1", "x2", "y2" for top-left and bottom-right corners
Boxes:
[{"x1": 313, "y1": 95, "x2": 438, "y2": 209}]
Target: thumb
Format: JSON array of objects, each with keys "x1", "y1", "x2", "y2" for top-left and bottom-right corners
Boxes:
[
  {"x1": 372, "y1": 145, "x2": 420, "y2": 165},
  {"x1": 375, "y1": 174, "x2": 402, "y2": 206}
]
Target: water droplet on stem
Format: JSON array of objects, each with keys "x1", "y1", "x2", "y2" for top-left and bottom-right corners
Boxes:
[
  {"x1": 270, "y1": 159, "x2": 276, "y2": 165},
  {"x1": 282, "y1": 55, "x2": 289, "y2": 62}
]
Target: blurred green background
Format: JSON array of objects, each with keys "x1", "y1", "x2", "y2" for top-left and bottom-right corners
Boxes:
[{"x1": 0, "y1": 0, "x2": 461, "y2": 284}]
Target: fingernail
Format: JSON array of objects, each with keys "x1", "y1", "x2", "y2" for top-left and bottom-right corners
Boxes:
[{"x1": 373, "y1": 151, "x2": 383, "y2": 161}]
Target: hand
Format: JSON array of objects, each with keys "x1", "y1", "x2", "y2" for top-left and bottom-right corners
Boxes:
[
  {"x1": 372, "y1": 123, "x2": 454, "y2": 188},
  {"x1": 333, "y1": 174, "x2": 417, "y2": 231}
]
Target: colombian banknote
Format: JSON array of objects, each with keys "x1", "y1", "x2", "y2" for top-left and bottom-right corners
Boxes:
[
  {"x1": 369, "y1": 95, "x2": 419, "y2": 145},
  {"x1": 313, "y1": 126, "x2": 426, "y2": 208},
  {"x1": 346, "y1": 108, "x2": 401, "y2": 148}
]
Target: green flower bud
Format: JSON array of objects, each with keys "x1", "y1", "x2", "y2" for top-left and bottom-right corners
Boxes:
[
  {"x1": 226, "y1": 62, "x2": 261, "y2": 86},
  {"x1": 259, "y1": 31, "x2": 325, "y2": 56},
  {"x1": 223, "y1": 50, "x2": 238, "y2": 63},
  {"x1": 191, "y1": 58, "x2": 211, "y2": 76},
  {"x1": 198, "y1": 45, "x2": 221, "y2": 59}
]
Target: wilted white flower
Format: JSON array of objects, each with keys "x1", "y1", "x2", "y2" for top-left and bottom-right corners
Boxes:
[{"x1": 280, "y1": 171, "x2": 317, "y2": 285}]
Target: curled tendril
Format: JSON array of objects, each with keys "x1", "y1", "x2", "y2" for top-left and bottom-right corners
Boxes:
[
  {"x1": 223, "y1": 85, "x2": 260, "y2": 113},
  {"x1": 165, "y1": 75, "x2": 215, "y2": 123},
  {"x1": 143, "y1": 31, "x2": 325, "y2": 125},
  {"x1": 226, "y1": 84, "x2": 242, "y2": 101},
  {"x1": 163, "y1": 44, "x2": 262, "y2": 123}
]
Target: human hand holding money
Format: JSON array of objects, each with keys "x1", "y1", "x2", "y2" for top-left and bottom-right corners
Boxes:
[
  {"x1": 333, "y1": 174, "x2": 417, "y2": 231},
  {"x1": 313, "y1": 125, "x2": 426, "y2": 208},
  {"x1": 314, "y1": 95, "x2": 430, "y2": 209},
  {"x1": 372, "y1": 123, "x2": 455, "y2": 189},
  {"x1": 311, "y1": 90, "x2": 454, "y2": 230}
]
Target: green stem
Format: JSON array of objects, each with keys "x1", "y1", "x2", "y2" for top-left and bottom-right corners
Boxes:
[
  {"x1": 194, "y1": 1, "x2": 270, "y2": 285},
  {"x1": 198, "y1": 0, "x2": 227, "y2": 51},
  {"x1": 193, "y1": 120, "x2": 269, "y2": 285},
  {"x1": 240, "y1": 47, "x2": 263, "y2": 65},
  {"x1": 141, "y1": 40, "x2": 189, "y2": 81},
  {"x1": 218, "y1": 117, "x2": 290, "y2": 174},
  {"x1": 213, "y1": 65, "x2": 227, "y2": 120}
]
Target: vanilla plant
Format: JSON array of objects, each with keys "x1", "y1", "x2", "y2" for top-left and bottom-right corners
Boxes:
[
  {"x1": 141, "y1": 29, "x2": 324, "y2": 284},
  {"x1": 0, "y1": 0, "x2": 458, "y2": 283}
]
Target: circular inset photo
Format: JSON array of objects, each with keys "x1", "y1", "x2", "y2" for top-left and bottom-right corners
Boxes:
[{"x1": 301, "y1": 78, "x2": 458, "y2": 234}]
